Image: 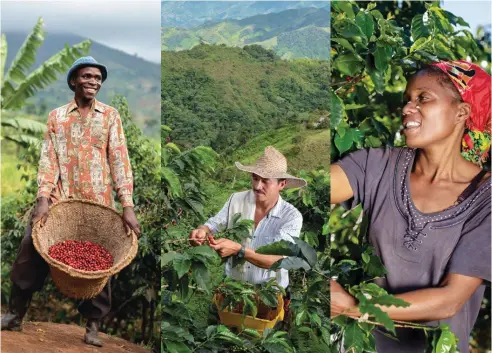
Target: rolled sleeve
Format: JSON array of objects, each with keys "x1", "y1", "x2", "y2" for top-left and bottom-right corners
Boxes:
[{"x1": 335, "y1": 147, "x2": 391, "y2": 211}]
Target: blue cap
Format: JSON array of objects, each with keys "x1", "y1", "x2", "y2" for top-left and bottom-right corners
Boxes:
[{"x1": 67, "y1": 56, "x2": 107, "y2": 91}]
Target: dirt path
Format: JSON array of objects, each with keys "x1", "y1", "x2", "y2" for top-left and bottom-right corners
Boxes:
[{"x1": 1, "y1": 322, "x2": 151, "y2": 353}]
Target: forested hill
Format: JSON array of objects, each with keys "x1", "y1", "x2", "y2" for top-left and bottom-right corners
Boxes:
[
  {"x1": 162, "y1": 44, "x2": 328, "y2": 153},
  {"x1": 162, "y1": 7, "x2": 329, "y2": 60},
  {"x1": 162, "y1": 1, "x2": 328, "y2": 28}
]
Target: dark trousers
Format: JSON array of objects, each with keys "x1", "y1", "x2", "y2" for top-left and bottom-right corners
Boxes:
[{"x1": 9, "y1": 217, "x2": 111, "y2": 320}]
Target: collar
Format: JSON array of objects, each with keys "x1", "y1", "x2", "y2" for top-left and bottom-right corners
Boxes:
[
  {"x1": 67, "y1": 99, "x2": 105, "y2": 114},
  {"x1": 268, "y1": 195, "x2": 283, "y2": 218},
  {"x1": 249, "y1": 190, "x2": 283, "y2": 219}
]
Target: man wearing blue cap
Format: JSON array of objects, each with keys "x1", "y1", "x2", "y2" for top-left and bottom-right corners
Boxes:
[{"x1": 1, "y1": 57, "x2": 140, "y2": 347}]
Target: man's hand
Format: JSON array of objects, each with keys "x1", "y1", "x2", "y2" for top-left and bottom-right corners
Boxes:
[
  {"x1": 31, "y1": 197, "x2": 50, "y2": 227},
  {"x1": 208, "y1": 236, "x2": 242, "y2": 258},
  {"x1": 123, "y1": 207, "x2": 141, "y2": 237},
  {"x1": 330, "y1": 279, "x2": 359, "y2": 318},
  {"x1": 189, "y1": 227, "x2": 208, "y2": 246}
]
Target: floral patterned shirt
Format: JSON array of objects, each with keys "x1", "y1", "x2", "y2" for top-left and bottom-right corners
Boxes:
[{"x1": 37, "y1": 99, "x2": 134, "y2": 208}]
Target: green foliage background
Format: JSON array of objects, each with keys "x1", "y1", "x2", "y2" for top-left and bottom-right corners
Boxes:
[
  {"x1": 161, "y1": 39, "x2": 330, "y2": 352},
  {"x1": 330, "y1": 1, "x2": 491, "y2": 353},
  {"x1": 1, "y1": 96, "x2": 161, "y2": 350}
]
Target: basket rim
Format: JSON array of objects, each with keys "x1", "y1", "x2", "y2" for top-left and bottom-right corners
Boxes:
[{"x1": 32, "y1": 199, "x2": 138, "y2": 279}]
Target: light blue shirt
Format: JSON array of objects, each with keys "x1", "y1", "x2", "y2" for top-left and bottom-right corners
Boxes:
[{"x1": 205, "y1": 190, "x2": 303, "y2": 288}]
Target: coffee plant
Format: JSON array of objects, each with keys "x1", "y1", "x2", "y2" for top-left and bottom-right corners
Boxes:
[
  {"x1": 215, "y1": 278, "x2": 285, "y2": 320},
  {"x1": 1, "y1": 96, "x2": 162, "y2": 348},
  {"x1": 162, "y1": 166, "x2": 330, "y2": 353},
  {"x1": 330, "y1": 1, "x2": 490, "y2": 352}
]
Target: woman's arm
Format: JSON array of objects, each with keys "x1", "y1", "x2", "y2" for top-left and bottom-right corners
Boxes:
[
  {"x1": 331, "y1": 273, "x2": 483, "y2": 321},
  {"x1": 331, "y1": 164, "x2": 354, "y2": 204}
]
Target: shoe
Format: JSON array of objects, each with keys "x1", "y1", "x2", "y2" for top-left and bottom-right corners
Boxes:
[
  {"x1": 84, "y1": 319, "x2": 103, "y2": 347},
  {"x1": 1, "y1": 284, "x2": 32, "y2": 331}
]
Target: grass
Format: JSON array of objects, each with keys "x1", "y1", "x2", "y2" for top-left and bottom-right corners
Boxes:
[
  {"x1": 232, "y1": 125, "x2": 329, "y2": 170},
  {"x1": 1, "y1": 142, "x2": 29, "y2": 197}
]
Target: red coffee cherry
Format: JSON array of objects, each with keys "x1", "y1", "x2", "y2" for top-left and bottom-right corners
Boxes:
[{"x1": 48, "y1": 240, "x2": 113, "y2": 271}]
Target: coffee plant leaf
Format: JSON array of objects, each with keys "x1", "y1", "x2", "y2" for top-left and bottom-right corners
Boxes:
[
  {"x1": 330, "y1": 87, "x2": 345, "y2": 129},
  {"x1": 205, "y1": 325, "x2": 217, "y2": 339},
  {"x1": 188, "y1": 245, "x2": 217, "y2": 259},
  {"x1": 363, "y1": 331, "x2": 377, "y2": 353},
  {"x1": 174, "y1": 255, "x2": 192, "y2": 279},
  {"x1": 374, "y1": 45, "x2": 393, "y2": 73},
  {"x1": 335, "y1": 128, "x2": 354, "y2": 154},
  {"x1": 359, "y1": 301, "x2": 395, "y2": 334},
  {"x1": 332, "y1": 37, "x2": 356, "y2": 53},
  {"x1": 162, "y1": 251, "x2": 178, "y2": 266},
  {"x1": 270, "y1": 257, "x2": 311, "y2": 271},
  {"x1": 256, "y1": 240, "x2": 300, "y2": 256},
  {"x1": 293, "y1": 237, "x2": 317, "y2": 267},
  {"x1": 411, "y1": 13, "x2": 432, "y2": 41},
  {"x1": 343, "y1": 321, "x2": 365, "y2": 353},
  {"x1": 435, "y1": 324, "x2": 458, "y2": 353},
  {"x1": 191, "y1": 262, "x2": 210, "y2": 292},
  {"x1": 164, "y1": 340, "x2": 192, "y2": 353},
  {"x1": 333, "y1": 1, "x2": 356, "y2": 19},
  {"x1": 333, "y1": 53, "x2": 365, "y2": 76},
  {"x1": 355, "y1": 11, "x2": 375, "y2": 39},
  {"x1": 371, "y1": 294, "x2": 410, "y2": 308},
  {"x1": 362, "y1": 253, "x2": 387, "y2": 277},
  {"x1": 310, "y1": 312, "x2": 322, "y2": 327}
]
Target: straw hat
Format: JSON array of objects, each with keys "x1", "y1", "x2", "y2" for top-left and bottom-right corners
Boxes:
[{"x1": 235, "y1": 146, "x2": 307, "y2": 188}]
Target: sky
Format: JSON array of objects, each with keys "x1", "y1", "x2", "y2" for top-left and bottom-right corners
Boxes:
[
  {"x1": 441, "y1": 0, "x2": 491, "y2": 34},
  {"x1": 1, "y1": 0, "x2": 490, "y2": 64},
  {"x1": 1, "y1": 0, "x2": 161, "y2": 63}
]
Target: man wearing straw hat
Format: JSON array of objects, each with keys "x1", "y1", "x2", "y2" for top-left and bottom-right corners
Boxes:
[
  {"x1": 1, "y1": 57, "x2": 140, "y2": 347},
  {"x1": 189, "y1": 146, "x2": 306, "y2": 291}
]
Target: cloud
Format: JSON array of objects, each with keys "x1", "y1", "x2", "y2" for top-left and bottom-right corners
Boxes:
[{"x1": 1, "y1": 0, "x2": 161, "y2": 63}]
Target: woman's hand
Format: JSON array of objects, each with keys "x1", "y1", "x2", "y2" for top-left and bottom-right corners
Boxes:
[{"x1": 330, "y1": 280, "x2": 360, "y2": 318}]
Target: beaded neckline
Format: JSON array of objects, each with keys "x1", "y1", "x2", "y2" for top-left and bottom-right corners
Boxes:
[{"x1": 396, "y1": 148, "x2": 491, "y2": 251}]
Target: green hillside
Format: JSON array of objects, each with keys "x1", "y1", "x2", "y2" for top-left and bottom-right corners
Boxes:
[
  {"x1": 202, "y1": 125, "x2": 328, "y2": 219},
  {"x1": 162, "y1": 44, "x2": 329, "y2": 153},
  {"x1": 4, "y1": 33, "x2": 160, "y2": 138},
  {"x1": 162, "y1": 7, "x2": 329, "y2": 59},
  {"x1": 162, "y1": 1, "x2": 328, "y2": 28}
]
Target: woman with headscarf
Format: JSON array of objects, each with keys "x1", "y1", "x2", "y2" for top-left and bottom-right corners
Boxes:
[{"x1": 330, "y1": 60, "x2": 491, "y2": 353}]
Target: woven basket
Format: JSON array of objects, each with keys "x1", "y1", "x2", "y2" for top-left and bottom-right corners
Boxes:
[{"x1": 32, "y1": 199, "x2": 138, "y2": 299}]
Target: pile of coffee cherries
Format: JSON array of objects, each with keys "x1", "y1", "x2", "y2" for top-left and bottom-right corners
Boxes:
[{"x1": 48, "y1": 240, "x2": 113, "y2": 271}]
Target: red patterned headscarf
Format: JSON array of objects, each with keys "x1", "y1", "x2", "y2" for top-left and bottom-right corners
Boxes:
[{"x1": 430, "y1": 60, "x2": 491, "y2": 166}]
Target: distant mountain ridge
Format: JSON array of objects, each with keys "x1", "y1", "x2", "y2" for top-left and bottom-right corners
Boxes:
[
  {"x1": 162, "y1": 1, "x2": 328, "y2": 28},
  {"x1": 4, "y1": 32, "x2": 160, "y2": 138},
  {"x1": 162, "y1": 7, "x2": 329, "y2": 60}
]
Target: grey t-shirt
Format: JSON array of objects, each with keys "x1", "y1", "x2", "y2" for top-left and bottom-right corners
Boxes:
[{"x1": 336, "y1": 147, "x2": 491, "y2": 353}]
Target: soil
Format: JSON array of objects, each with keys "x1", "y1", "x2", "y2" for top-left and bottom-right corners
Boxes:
[{"x1": 1, "y1": 322, "x2": 150, "y2": 353}]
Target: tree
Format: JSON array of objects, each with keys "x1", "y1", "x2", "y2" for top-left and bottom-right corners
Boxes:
[
  {"x1": 1, "y1": 17, "x2": 91, "y2": 147},
  {"x1": 330, "y1": 1, "x2": 490, "y2": 352}
]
